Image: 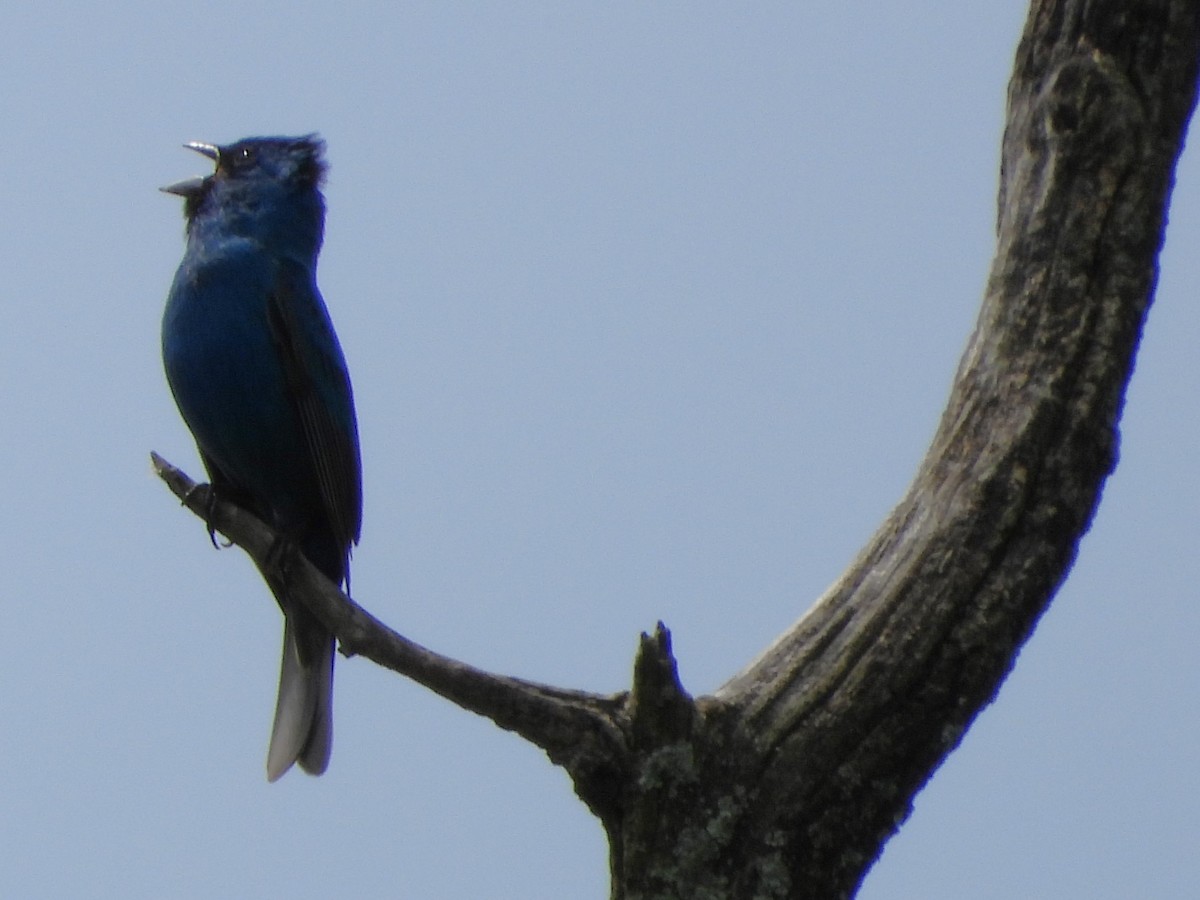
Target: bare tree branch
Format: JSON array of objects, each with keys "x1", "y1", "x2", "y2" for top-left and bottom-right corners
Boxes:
[
  {"x1": 153, "y1": 3, "x2": 1200, "y2": 897},
  {"x1": 151, "y1": 451, "x2": 630, "y2": 819}
]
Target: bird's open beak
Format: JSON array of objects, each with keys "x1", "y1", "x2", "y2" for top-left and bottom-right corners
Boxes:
[
  {"x1": 160, "y1": 141, "x2": 221, "y2": 196},
  {"x1": 160, "y1": 176, "x2": 206, "y2": 197},
  {"x1": 183, "y1": 141, "x2": 220, "y2": 162}
]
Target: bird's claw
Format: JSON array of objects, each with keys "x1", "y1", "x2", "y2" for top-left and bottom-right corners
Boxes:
[
  {"x1": 184, "y1": 482, "x2": 232, "y2": 549},
  {"x1": 266, "y1": 533, "x2": 300, "y2": 574}
]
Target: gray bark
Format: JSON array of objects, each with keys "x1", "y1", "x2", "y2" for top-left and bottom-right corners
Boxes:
[{"x1": 154, "y1": 1, "x2": 1200, "y2": 897}]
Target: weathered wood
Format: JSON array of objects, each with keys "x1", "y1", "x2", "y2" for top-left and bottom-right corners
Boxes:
[{"x1": 155, "y1": 3, "x2": 1200, "y2": 897}]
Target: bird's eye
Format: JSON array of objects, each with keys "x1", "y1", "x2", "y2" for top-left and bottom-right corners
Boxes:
[{"x1": 227, "y1": 145, "x2": 256, "y2": 170}]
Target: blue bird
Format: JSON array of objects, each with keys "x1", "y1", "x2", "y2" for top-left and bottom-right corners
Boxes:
[{"x1": 161, "y1": 135, "x2": 362, "y2": 781}]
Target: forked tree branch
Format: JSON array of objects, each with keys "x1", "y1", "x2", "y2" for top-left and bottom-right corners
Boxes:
[{"x1": 154, "y1": 3, "x2": 1200, "y2": 896}]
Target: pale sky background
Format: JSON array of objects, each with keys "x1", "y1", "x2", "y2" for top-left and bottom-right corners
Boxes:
[{"x1": 2, "y1": 3, "x2": 1197, "y2": 898}]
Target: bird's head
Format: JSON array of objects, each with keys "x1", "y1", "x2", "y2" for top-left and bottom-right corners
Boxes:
[{"x1": 163, "y1": 135, "x2": 327, "y2": 256}]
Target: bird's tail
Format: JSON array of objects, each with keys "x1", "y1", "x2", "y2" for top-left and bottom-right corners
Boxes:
[{"x1": 266, "y1": 611, "x2": 334, "y2": 782}]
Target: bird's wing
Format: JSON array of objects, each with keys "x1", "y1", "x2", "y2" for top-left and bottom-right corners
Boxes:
[{"x1": 266, "y1": 261, "x2": 363, "y2": 561}]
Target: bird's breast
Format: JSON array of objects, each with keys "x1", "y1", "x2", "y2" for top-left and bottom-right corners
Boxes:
[{"x1": 162, "y1": 252, "x2": 321, "y2": 526}]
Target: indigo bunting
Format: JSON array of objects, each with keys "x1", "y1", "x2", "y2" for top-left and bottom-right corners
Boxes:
[{"x1": 162, "y1": 135, "x2": 362, "y2": 781}]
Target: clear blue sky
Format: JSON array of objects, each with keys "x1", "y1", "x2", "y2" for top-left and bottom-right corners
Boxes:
[{"x1": 2, "y1": 3, "x2": 1196, "y2": 898}]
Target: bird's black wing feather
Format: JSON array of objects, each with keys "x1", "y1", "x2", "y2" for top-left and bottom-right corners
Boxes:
[{"x1": 265, "y1": 261, "x2": 363, "y2": 578}]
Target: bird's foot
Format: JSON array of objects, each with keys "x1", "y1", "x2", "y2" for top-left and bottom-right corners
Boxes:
[
  {"x1": 184, "y1": 482, "x2": 232, "y2": 549},
  {"x1": 265, "y1": 533, "x2": 300, "y2": 579}
]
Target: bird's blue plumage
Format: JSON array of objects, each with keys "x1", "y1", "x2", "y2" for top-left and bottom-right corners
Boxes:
[{"x1": 162, "y1": 135, "x2": 361, "y2": 781}]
